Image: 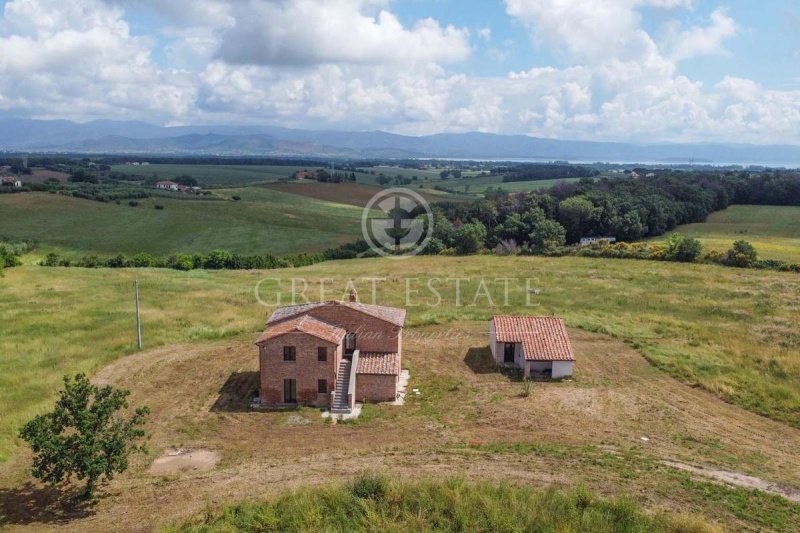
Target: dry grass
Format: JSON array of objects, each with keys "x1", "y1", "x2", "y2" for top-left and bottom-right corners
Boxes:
[{"x1": 1, "y1": 325, "x2": 799, "y2": 531}]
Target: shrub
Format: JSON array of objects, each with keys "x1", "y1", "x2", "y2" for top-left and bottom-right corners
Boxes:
[
  {"x1": 664, "y1": 233, "x2": 703, "y2": 262},
  {"x1": 232, "y1": 195, "x2": 242, "y2": 201},
  {"x1": 348, "y1": 473, "x2": 388, "y2": 500},
  {"x1": 128, "y1": 200, "x2": 139, "y2": 207},
  {"x1": 154, "y1": 204, "x2": 164, "y2": 210},
  {"x1": 724, "y1": 240, "x2": 758, "y2": 268}
]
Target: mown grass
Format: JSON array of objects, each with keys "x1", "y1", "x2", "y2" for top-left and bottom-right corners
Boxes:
[
  {"x1": 653, "y1": 205, "x2": 800, "y2": 263},
  {"x1": 1, "y1": 254, "x2": 798, "y2": 461},
  {"x1": 0, "y1": 189, "x2": 364, "y2": 257},
  {"x1": 170, "y1": 474, "x2": 716, "y2": 532},
  {"x1": 110, "y1": 164, "x2": 311, "y2": 185}
]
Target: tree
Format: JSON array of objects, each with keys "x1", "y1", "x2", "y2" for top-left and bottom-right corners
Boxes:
[
  {"x1": 453, "y1": 222, "x2": 487, "y2": 255},
  {"x1": 19, "y1": 374, "x2": 149, "y2": 499},
  {"x1": 663, "y1": 233, "x2": 702, "y2": 263},
  {"x1": 557, "y1": 196, "x2": 596, "y2": 243},
  {"x1": 724, "y1": 240, "x2": 758, "y2": 267},
  {"x1": 528, "y1": 218, "x2": 566, "y2": 253}
]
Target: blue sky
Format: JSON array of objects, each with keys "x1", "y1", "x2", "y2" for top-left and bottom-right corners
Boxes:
[{"x1": 0, "y1": 0, "x2": 798, "y2": 143}]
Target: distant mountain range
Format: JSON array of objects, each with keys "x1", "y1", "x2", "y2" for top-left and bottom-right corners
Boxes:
[{"x1": 1, "y1": 118, "x2": 800, "y2": 165}]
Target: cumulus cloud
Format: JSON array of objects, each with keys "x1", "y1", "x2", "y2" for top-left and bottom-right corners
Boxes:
[
  {"x1": 0, "y1": 0, "x2": 194, "y2": 119},
  {"x1": 0, "y1": 0, "x2": 799, "y2": 144},
  {"x1": 215, "y1": 0, "x2": 471, "y2": 66},
  {"x1": 666, "y1": 9, "x2": 737, "y2": 61}
]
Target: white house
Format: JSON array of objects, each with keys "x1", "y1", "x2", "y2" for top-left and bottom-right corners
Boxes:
[
  {"x1": 579, "y1": 236, "x2": 617, "y2": 246},
  {"x1": 1, "y1": 176, "x2": 21, "y2": 188},
  {"x1": 489, "y1": 316, "x2": 575, "y2": 379},
  {"x1": 155, "y1": 180, "x2": 179, "y2": 191}
]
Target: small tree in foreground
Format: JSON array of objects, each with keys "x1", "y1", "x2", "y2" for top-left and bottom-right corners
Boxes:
[{"x1": 19, "y1": 374, "x2": 149, "y2": 499}]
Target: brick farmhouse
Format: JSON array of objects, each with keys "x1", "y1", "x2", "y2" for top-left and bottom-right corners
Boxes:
[
  {"x1": 256, "y1": 291, "x2": 405, "y2": 413},
  {"x1": 489, "y1": 316, "x2": 575, "y2": 379}
]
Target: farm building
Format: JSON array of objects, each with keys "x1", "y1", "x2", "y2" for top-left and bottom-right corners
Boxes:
[
  {"x1": 155, "y1": 180, "x2": 179, "y2": 190},
  {"x1": 489, "y1": 316, "x2": 575, "y2": 379},
  {"x1": 256, "y1": 290, "x2": 405, "y2": 413},
  {"x1": 579, "y1": 236, "x2": 617, "y2": 246},
  {"x1": 1, "y1": 176, "x2": 22, "y2": 187}
]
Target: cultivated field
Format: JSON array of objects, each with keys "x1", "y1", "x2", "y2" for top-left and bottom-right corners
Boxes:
[
  {"x1": 0, "y1": 189, "x2": 364, "y2": 257},
  {"x1": 111, "y1": 164, "x2": 312, "y2": 186},
  {"x1": 263, "y1": 181, "x2": 464, "y2": 206},
  {"x1": 656, "y1": 205, "x2": 800, "y2": 263}
]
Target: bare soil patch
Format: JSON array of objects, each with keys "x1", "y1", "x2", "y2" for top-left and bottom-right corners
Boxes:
[{"x1": 148, "y1": 449, "x2": 219, "y2": 476}]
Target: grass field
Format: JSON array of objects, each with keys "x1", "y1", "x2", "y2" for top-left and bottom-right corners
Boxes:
[
  {"x1": 655, "y1": 205, "x2": 800, "y2": 263},
  {"x1": 0, "y1": 190, "x2": 364, "y2": 257},
  {"x1": 2, "y1": 256, "x2": 800, "y2": 530},
  {"x1": 172, "y1": 476, "x2": 715, "y2": 532},
  {"x1": 111, "y1": 164, "x2": 313, "y2": 186}
]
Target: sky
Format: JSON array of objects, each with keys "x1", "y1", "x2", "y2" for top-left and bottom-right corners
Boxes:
[{"x1": 0, "y1": 0, "x2": 798, "y2": 144}]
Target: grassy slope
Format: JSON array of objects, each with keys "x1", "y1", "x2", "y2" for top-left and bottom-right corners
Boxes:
[
  {"x1": 0, "y1": 189, "x2": 364, "y2": 257},
  {"x1": 173, "y1": 476, "x2": 714, "y2": 533},
  {"x1": 1, "y1": 255, "x2": 799, "y2": 462},
  {"x1": 110, "y1": 164, "x2": 312, "y2": 185},
  {"x1": 654, "y1": 205, "x2": 800, "y2": 263}
]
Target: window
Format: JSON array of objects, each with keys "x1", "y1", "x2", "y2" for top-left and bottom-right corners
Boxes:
[
  {"x1": 283, "y1": 346, "x2": 296, "y2": 361},
  {"x1": 318, "y1": 346, "x2": 327, "y2": 362},
  {"x1": 318, "y1": 379, "x2": 327, "y2": 394},
  {"x1": 283, "y1": 379, "x2": 297, "y2": 403}
]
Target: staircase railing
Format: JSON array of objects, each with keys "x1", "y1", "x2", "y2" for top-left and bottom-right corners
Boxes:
[{"x1": 347, "y1": 349, "x2": 359, "y2": 410}]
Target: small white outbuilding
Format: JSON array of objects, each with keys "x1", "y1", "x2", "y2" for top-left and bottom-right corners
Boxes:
[{"x1": 489, "y1": 316, "x2": 575, "y2": 379}]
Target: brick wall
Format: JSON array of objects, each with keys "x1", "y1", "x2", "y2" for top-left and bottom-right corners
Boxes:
[
  {"x1": 259, "y1": 331, "x2": 341, "y2": 407},
  {"x1": 355, "y1": 374, "x2": 397, "y2": 403}
]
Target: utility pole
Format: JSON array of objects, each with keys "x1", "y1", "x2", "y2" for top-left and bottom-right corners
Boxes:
[{"x1": 134, "y1": 280, "x2": 142, "y2": 350}]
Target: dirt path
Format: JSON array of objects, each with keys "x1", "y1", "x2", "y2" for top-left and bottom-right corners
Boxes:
[{"x1": 2, "y1": 324, "x2": 799, "y2": 531}]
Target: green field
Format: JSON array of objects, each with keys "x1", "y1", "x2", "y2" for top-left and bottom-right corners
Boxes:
[
  {"x1": 0, "y1": 189, "x2": 364, "y2": 257},
  {"x1": 450, "y1": 175, "x2": 583, "y2": 194},
  {"x1": 111, "y1": 164, "x2": 313, "y2": 185},
  {"x1": 654, "y1": 205, "x2": 800, "y2": 263},
  {"x1": 1, "y1": 255, "x2": 799, "y2": 463},
  {"x1": 174, "y1": 476, "x2": 711, "y2": 532}
]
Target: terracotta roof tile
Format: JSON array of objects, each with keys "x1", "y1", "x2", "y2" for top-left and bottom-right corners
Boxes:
[
  {"x1": 267, "y1": 301, "x2": 406, "y2": 327},
  {"x1": 256, "y1": 315, "x2": 346, "y2": 345},
  {"x1": 492, "y1": 316, "x2": 575, "y2": 361},
  {"x1": 356, "y1": 352, "x2": 400, "y2": 375}
]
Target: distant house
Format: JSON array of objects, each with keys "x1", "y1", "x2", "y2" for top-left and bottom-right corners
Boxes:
[
  {"x1": 255, "y1": 290, "x2": 406, "y2": 413},
  {"x1": 155, "y1": 180, "x2": 179, "y2": 191},
  {"x1": 294, "y1": 170, "x2": 314, "y2": 180},
  {"x1": 489, "y1": 316, "x2": 575, "y2": 379},
  {"x1": 579, "y1": 236, "x2": 617, "y2": 246},
  {"x1": 1, "y1": 176, "x2": 22, "y2": 188}
]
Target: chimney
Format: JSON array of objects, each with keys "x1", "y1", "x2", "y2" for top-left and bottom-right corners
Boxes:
[{"x1": 349, "y1": 288, "x2": 358, "y2": 303}]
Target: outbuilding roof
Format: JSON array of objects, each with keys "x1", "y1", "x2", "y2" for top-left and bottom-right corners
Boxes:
[
  {"x1": 256, "y1": 315, "x2": 346, "y2": 345},
  {"x1": 492, "y1": 316, "x2": 575, "y2": 362},
  {"x1": 267, "y1": 300, "x2": 406, "y2": 327},
  {"x1": 356, "y1": 352, "x2": 400, "y2": 375}
]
